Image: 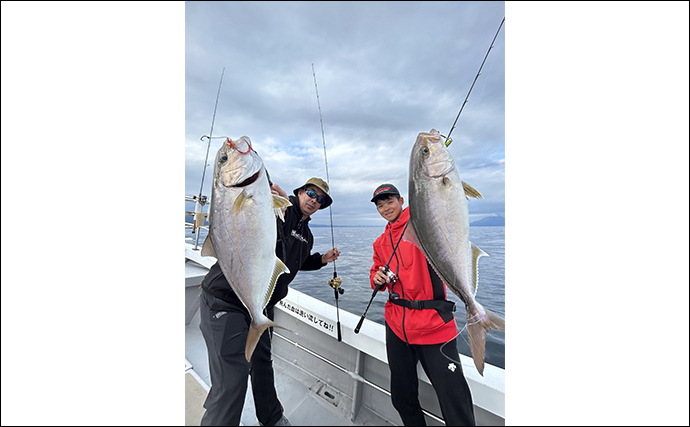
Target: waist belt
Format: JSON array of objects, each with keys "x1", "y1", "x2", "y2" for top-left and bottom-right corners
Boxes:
[{"x1": 388, "y1": 295, "x2": 456, "y2": 323}]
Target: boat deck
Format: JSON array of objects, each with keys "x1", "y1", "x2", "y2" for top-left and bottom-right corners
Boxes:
[{"x1": 185, "y1": 244, "x2": 504, "y2": 426}]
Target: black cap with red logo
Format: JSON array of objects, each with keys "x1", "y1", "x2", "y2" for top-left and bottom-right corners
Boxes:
[{"x1": 370, "y1": 183, "x2": 400, "y2": 203}]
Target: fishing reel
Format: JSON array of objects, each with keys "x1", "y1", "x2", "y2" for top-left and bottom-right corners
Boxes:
[
  {"x1": 328, "y1": 276, "x2": 344, "y2": 295},
  {"x1": 190, "y1": 194, "x2": 208, "y2": 206},
  {"x1": 382, "y1": 266, "x2": 397, "y2": 284}
]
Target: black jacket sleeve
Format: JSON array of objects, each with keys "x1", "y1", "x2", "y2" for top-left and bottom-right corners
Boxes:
[{"x1": 300, "y1": 252, "x2": 325, "y2": 271}]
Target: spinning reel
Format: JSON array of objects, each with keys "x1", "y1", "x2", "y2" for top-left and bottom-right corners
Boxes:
[
  {"x1": 328, "y1": 275, "x2": 344, "y2": 295},
  {"x1": 382, "y1": 266, "x2": 397, "y2": 284}
]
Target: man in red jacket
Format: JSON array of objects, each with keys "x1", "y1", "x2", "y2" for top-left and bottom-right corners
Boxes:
[{"x1": 369, "y1": 183, "x2": 476, "y2": 426}]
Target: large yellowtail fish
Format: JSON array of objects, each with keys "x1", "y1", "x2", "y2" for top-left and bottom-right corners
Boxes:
[
  {"x1": 406, "y1": 129, "x2": 505, "y2": 375},
  {"x1": 201, "y1": 136, "x2": 292, "y2": 362}
]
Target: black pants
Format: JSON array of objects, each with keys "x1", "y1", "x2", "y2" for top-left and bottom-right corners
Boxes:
[
  {"x1": 199, "y1": 289, "x2": 283, "y2": 426},
  {"x1": 386, "y1": 322, "x2": 476, "y2": 426}
]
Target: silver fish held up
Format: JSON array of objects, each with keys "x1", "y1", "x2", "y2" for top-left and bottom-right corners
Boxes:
[
  {"x1": 406, "y1": 129, "x2": 505, "y2": 376},
  {"x1": 201, "y1": 136, "x2": 292, "y2": 362}
]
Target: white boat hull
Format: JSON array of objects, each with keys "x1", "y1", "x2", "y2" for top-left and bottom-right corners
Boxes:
[{"x1": 185, "y1": 242, "x2": 505, "y2": 425}]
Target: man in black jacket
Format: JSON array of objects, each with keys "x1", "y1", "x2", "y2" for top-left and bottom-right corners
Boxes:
[{"x1": 199, "y1": 177, "x2": 340, "y2": 426}]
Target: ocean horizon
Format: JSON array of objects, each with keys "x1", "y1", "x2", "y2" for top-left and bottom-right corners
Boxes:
[{"x1": 185, "y1": 224, "x2": 505, "y2": 369}]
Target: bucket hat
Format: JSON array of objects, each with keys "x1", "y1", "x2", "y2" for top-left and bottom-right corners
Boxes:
[{"x1": 293, "y1": 177, "x2": 332, "y2": 209}]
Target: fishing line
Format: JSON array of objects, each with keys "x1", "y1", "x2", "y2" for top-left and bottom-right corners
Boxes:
[
  {"x1": 436, "y1": 17, "x2": 504, "y2": 364},
  {"x1": 311, "y1": 63, "x2": 343, "y2": 342},
  {"x1": 439, "y1": 332, "x2": 463, "y2": 365},
  {"x1": 439, "y1": 312, "x2": 484, "y2": 365},
  {"x1": 474, "y1": 51, "x2": 495, "y2": 105},
  {"x1": 445, "y1": 16, "x2": 505, "y2": 144}
]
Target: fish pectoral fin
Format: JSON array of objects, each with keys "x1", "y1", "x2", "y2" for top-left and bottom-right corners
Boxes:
[
  {"x1": 274, "y1": 208, "x2": 286, "y2": 222},
  {"x1": 232, "y1": 191, "x2": 252, "y2": 212},
  {"x1": 462, "y1": 181, "x2": 483, "y2": 199},
  {"x1": 443, "y1": 176, "x2": 452, "y2": 189},
  {"x1": 200, "y1": 234, "x2": 217, "y2": 258},
  {"x1": 470, "y1": 242, "x2": 488, "y2": 296}
]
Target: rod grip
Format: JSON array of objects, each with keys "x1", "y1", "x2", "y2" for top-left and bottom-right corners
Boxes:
[{"x1": 354, "y1": 316, "x2": 365, "y2": 334}]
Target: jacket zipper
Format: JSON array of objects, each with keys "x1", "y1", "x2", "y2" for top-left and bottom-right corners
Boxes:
[{"x1": 389, "y1": 225, "x2": 409, "y2": 344}]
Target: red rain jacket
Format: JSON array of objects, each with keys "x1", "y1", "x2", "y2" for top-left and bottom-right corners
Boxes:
[{"x1": 369, "y1": 207, "x2": 458, "y2": 345}]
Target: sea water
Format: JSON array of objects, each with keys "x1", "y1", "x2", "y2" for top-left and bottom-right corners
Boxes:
[{"x1": 185, "y1": 225, "x2": 505, "y2": 369}]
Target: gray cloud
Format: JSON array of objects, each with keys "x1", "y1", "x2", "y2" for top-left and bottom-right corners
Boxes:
[{"x1": 186, "y1": 1, "x2": 505, "y2": 226}]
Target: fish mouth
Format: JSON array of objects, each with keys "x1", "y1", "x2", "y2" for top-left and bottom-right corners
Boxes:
[
  {"x1": 421, "y1": 130, "x2": 442, "y2": 145},
  {"x1": 232, "y1": 169, "x2": 261, "y2": 188},
  {"x1": 426, "y1": 163, "x2": 454, "y2": 178}
]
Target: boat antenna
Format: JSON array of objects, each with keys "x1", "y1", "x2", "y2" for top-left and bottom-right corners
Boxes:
[
  {"x1": 312, "y1": 63, "x2": 343, "y2": 342},
  {"x1": 445, "y1": 16, "x2": 504, "y2": 146},
  {"x1": 193, "y1": 68, "x2": 225, "y2": 250}
]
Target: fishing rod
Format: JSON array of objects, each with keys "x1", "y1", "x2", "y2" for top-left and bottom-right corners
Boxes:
[
  {"x1": 355, "y1": 19, "x2": 505, "y2": 333},
  {"x1": 193, "y1": 67, "x2": 225, "y2": 250},
  {"x1": 354, "y1": 221, "x2": 409, "y2": 334},
  {"x1": 445, "y1": 16, "x2": 505, "y2": 146},
  {"x1": 312, "y1": 63, "x2": 344, "y2": 342}
]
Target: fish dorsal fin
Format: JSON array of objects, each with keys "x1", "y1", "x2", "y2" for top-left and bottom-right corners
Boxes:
[
  {"x1": 470, "y1": 242, "x2": 489, "y2": 296},
  {"x1": 200, "y1": 234, "x2": 217, "y2": 258},
  {"x1": 264, "y1": 257, "x2": 290, "y2": 307},
  {"x1": 272, "y1": 194, "x2": 292, "y2": 222},
  {"x1": 462, "y1": 181, "x2": 483, "y2": 199}
]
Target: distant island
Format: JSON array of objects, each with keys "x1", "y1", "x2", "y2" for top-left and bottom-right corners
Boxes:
[{"x1": 470, "y1": 214, "x2": 505, "y2": 226}]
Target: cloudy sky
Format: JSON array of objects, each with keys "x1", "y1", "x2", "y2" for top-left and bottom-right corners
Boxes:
[
  {"x1": 2, "y1": 2, "x2": 688, "y2": 426},
  {"x1": 185, "y1": 1, "x2": 506, "y2": 226}
]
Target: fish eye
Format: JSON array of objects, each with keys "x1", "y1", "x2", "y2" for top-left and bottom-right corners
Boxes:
[
  {"x1": 221, "y1": 155, "x2": 228, "y2": 162},
  {"x1": 421, "y1": 146, "x2": 430, "y2": 157}
]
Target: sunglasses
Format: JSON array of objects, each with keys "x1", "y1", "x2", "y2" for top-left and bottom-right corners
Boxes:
[{"x1": 304, "y1": 189, "x2": 325, "y2": 205}]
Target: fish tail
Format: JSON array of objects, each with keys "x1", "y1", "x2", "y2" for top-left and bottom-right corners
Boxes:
[
  {"x1": 467, "y1": 306, "x2": 505, "y2": 376},
  {"x1": 245, "y1": 313, "x2": 296, "y2": 362},
  {"x1": 245, "y1": 314, "x2": 278, "y2": 362}
]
